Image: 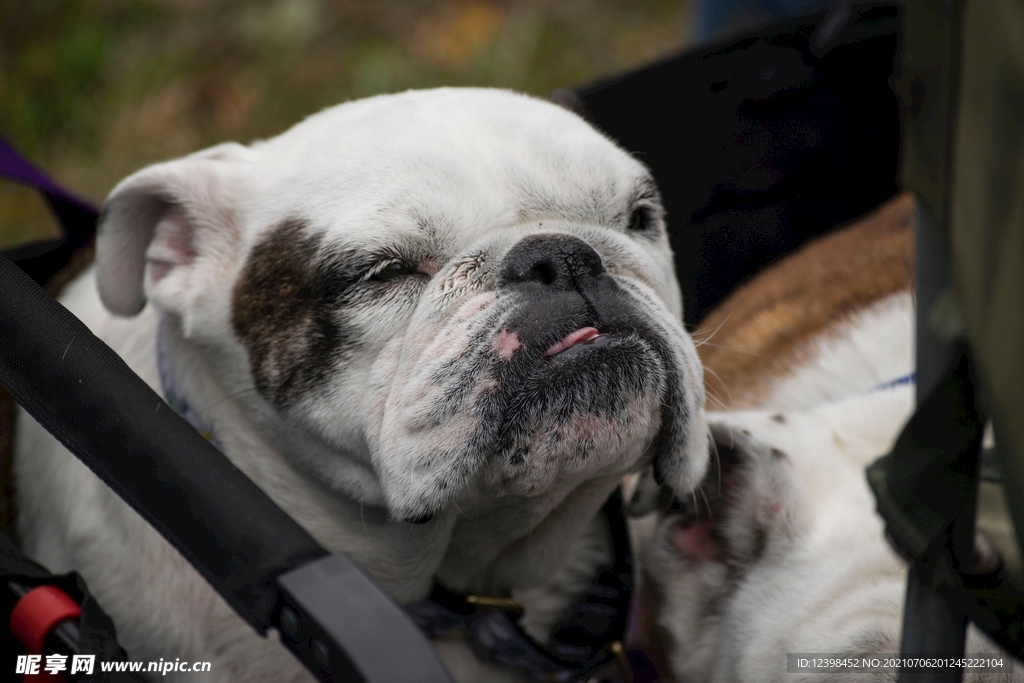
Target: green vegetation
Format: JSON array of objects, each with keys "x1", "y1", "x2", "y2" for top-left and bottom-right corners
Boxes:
[{"x1": 0, "y1": 0, "x2": 689, "y2": 249}]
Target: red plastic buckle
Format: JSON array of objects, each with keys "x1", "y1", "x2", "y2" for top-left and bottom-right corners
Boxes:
[{"x1": 10, "y1": 585, "x2": 81, "y2": 682}]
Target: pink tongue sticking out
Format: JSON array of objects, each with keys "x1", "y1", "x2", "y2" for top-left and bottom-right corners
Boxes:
[{"x1": 543, "y1": 327, "x2": 600, "y2": 357}]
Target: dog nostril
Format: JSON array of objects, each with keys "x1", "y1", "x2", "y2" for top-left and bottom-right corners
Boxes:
[{"x1": 529, "y1": 263, "x2": 555, "y2": 286}]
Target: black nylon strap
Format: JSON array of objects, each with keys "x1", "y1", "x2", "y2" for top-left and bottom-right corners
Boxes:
[{"x1": 0, "y1": 253, "x2": 327, "y2": 632}]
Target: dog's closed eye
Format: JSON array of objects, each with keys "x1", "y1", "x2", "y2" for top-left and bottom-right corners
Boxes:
[
  {"x1": 365, "y1": 260, "x2": 432, "y2": 284},
  {"x1": 369, "y1": 261, "x2": 416, "y2": 282},
  {"x1": 623, "y1": 178, "x2": 663, "y2": 234}
]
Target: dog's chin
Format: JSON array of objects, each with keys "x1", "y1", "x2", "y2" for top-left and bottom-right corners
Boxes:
[
  {"x1": 372, "y1": 302, "x2": 705, "y2": 523},
  {"x1": 471, "y1": 335, "x2": 666, "y2": 497}
]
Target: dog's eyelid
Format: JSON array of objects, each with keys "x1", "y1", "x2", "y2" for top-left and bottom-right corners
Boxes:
[
  {"x1": 625, "y1": 178, "x2": 663, "y2": 226},
  {"x1": 363, "y1": 256, "x2": 437, "y2": 283},
  {"x1": 627, "y1": 204, "x2": 657, "y2": 232},
  {"x1": 364, "y1": 259, "x2": 407, "y2": 280}
]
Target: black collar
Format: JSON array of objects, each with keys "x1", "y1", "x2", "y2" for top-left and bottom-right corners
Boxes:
[{"x1": 406, "y1": 493, "x2": 634, "y2": 682}]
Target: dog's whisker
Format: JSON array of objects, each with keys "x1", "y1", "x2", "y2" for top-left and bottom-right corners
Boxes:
[
  {"x1": 704, "y1": 388, "x2": 730, "y2": 411},
  {"x1": 694, "y1": 340, "x2": 761, "y2": 355},
  {"x1": 707, "y1": 424, "x2": 724, "y2": 500},
  {"x1": 690, "y1": 310, "x2": 734, "y2": 346},
  {"x1": 702, "y1": 365, "x2": 735, "y2": 407},
  {"x1": 453, "y1": 500, "x2": 475, "y2": 521}
]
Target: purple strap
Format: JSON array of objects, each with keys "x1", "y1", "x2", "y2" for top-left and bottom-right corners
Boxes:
[
  {"x1": 0, "y1": 137, "x2": 97, "y2": 216},
  {"x1": 0, "y1": 136, "x2": 100, "y2": 285}
]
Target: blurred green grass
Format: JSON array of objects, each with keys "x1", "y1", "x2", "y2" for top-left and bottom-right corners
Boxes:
[{"x1": 0, "y1": 0, "x2": 690, "y2": 250}]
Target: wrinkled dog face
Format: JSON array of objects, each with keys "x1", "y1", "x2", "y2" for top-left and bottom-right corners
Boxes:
[{"x1": 98, "y1": 89, "x2": 708, "y2": 531}]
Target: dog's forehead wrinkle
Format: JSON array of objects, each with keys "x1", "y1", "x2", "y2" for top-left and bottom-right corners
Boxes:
[
  {"x1": 510, "y1": 171, "x2": 629, "y2": 226},
  {"x1": 515, "y1": 197, "x2": 616, "y2": 230},
  {"x1": 504, "y1": 144, "x2": 645, "y2": 211}
]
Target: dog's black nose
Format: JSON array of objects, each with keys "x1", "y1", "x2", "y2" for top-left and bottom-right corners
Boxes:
[{"x1": 499, "y1": 234, "x2": 605, "y2": 291}]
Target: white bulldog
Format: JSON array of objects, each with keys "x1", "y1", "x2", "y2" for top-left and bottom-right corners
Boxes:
[
  {"x1": 636, "y1": 196, "x2": 1021, "y2": 682},
  {"x1": 14, "y1": 88, "x2": 709, "y2": 682}
]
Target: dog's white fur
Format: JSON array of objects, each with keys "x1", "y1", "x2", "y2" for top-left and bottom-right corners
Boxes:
[
  {"x1": 758, "y1": 293, "x2": 914, "y2": 411},
  {"x1": 643, "y1": 292, "x2": 1021, "y2": 682},
  {"x1": 15, "y1": 88, "x2": 709, "y2": 682}
]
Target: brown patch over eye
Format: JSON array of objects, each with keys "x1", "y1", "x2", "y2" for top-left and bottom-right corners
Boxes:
[{"x1": 232, "y1": 218, "x2": 356, "y2": 408}]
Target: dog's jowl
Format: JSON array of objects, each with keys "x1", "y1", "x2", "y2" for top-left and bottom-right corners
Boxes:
[{"x1": 14, "y1": 88, "x2": 708, "y2": 682}]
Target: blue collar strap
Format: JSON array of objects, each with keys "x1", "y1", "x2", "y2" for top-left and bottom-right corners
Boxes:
[
  {"x1": 872, "y1": 372, "x2": 916, "y2": 392},
  {"x1": 155, "y1": 320, "x2": 223, "y2": 452}
]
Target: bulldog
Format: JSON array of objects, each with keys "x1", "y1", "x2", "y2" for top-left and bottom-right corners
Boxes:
[
  {"x1": 632, "y1": 195, "x2": 1021, "y2": 682},
  {"x1": 14, "y1": 88, "x2": 709, "y2": 682}
]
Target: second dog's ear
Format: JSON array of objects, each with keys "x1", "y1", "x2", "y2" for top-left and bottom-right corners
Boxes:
[
  {"x1": 96, "y1": 142, "x2": 250, "y2": 318},
  {"x1": 669, "y1": 418, "x2": 804, "y2": 566}
]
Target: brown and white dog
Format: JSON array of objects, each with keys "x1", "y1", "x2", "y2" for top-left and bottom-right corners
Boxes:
[
  {"x1": 633, "y1": 194, "x2": 1021, "y2": 682},
  {"x1": 14, "y1": 88, "x2": 710, "y2": 682}
]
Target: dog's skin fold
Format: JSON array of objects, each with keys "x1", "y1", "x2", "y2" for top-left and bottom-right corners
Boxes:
[{"x1": 15, "y1": 88, "x2": 708, "y2": 682}]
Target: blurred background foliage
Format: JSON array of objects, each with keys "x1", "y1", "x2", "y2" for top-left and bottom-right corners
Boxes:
[{"x1": 0, "y1": 0, "x2": 690, "y2": 250}]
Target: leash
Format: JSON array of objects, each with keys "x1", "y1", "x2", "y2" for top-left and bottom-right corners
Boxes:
[{"x1": 155, "y1": 319, "x2": 224, "y2": 451}]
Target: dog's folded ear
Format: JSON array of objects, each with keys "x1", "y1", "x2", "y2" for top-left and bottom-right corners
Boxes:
[
  {"x1": 96, "y1": 142, "x2": 250, "y2": 318},
  {"x1": 667, "y1": 419, "x2": 804, "y2": 567}
]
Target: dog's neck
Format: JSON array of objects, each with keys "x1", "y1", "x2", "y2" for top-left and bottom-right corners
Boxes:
[
  {"x1": 155, "y1": 316, "x2": 614, "y2": 620},
  {"x1": 156, "y1": 317, "x2": 450, "y2": 601}
]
